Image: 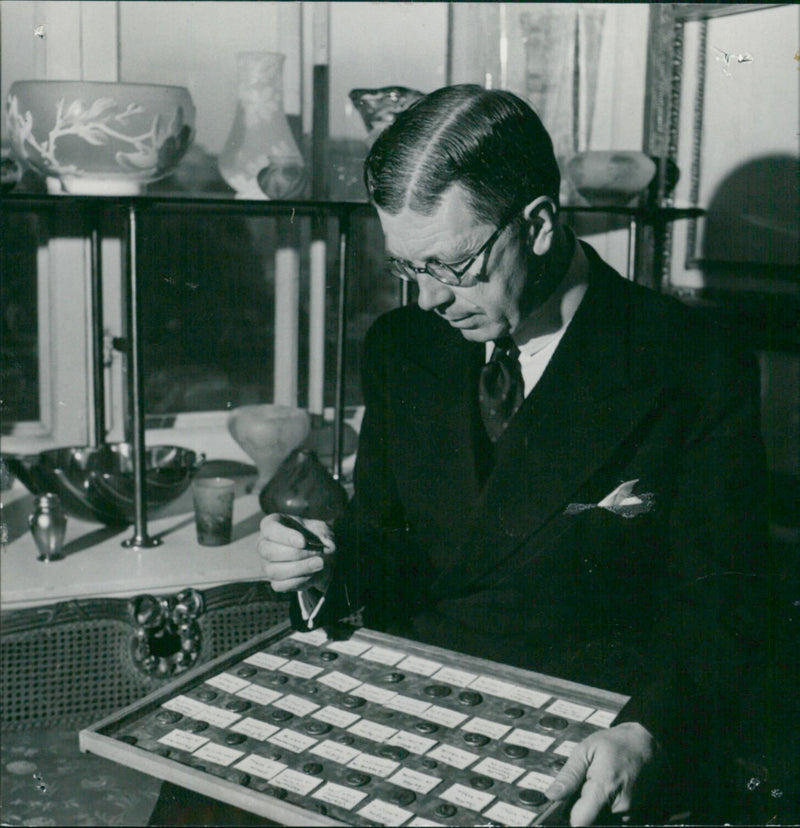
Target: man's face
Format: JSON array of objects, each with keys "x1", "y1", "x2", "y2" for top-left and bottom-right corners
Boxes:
[{"x1": 377, "y1": 185, "x2": 531, "y2": 342}]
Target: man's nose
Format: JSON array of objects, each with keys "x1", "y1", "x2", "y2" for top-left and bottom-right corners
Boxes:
[{"x1": 415, "y1": 272, "x2": 453, "y2": 312}]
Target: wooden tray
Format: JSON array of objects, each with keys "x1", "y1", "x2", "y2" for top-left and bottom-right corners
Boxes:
[{"x1": 80, "y1": 621, "x2": 629, "y2": 827}]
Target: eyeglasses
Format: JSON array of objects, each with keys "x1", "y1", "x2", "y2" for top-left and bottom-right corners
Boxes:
[{"x1": 386, "y1": 211, "x2": 519, "y2": 288}]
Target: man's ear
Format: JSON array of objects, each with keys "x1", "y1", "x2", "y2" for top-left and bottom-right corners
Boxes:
[{"x1": 522, "y1": 196, "x2": 557, "y2": 256}]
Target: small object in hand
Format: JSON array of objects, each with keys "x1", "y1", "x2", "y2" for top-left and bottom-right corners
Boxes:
[{"x1": 281, "y1": 515, "x2": 325, "y2": 552}]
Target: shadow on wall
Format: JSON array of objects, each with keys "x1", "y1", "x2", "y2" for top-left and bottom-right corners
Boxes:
[{"x1": 701, "y1": 154, "x2": 799, "y2": 280}]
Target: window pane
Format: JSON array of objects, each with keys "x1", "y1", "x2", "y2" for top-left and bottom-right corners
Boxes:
[
  {"x1": 137, "y1": 211, "x2": 397, "y2": 420},
  {"x1": 1, "y1": 213, "x2": 40, "y2": 425}
]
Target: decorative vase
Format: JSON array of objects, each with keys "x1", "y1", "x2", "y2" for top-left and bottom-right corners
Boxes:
[
  {"x1": 227, "y1": 404, "x2": 311, "y2": 493},
  {"x1": 258, "y1": 448, "x2": 348, "y2": 522},
  {"x1": 218, "y1": 52, "x2": 306, "y2": 199},
  {"x1": 348, "y1": 86, "x2": 424, "y2": 147},
  {"x1": 565, "y1": 151, "x2": 657, "y2": 206}
]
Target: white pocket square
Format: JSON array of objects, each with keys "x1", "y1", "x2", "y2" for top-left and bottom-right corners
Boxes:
[{"x1": 565, "y1": 479, "x2": 655, "y2": 519}]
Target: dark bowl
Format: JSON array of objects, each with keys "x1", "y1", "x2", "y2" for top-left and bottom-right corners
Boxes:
[{"x1": 5, "y1": 443, "x2": 204, "y2": 525}]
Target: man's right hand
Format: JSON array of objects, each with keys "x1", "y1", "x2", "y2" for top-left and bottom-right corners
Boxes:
[{"x1": 257, "y1": 513, "x2": 336, "y2": 592}]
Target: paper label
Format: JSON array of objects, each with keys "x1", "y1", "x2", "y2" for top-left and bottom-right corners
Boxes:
[
  {"x1": 326, "y1": 639, "x2": 372, "y2": 656},
  {"x1": 361, "y1": 646, "x2": 406, "y2": 665},
  {"x1": 162, "y1": 695, "x2": 207, "y2": 719},
  {"x1": 157, "y1": 729, "x2": 209, "y2": 753},
  {"x1": 384, "y1": 694, "x2": 431, "y2": 716},
  {"x1": 426, "y1": 743, "x2": 480, "y2": 770},
  {"x1": 192, "y1": 742, "x2": 244, "y2": 767},
  {"x1": 484, "y1": 801, "x2": 537, "y2": 826},
  {"x1": 311, "y1": 781, "x2": 368, "y2": 810},
  {"x1": 312, "y1": 705, "x2": 362, "y2": 729},
  {"x1": 462, "y1": 716, "x2": 512, "y2": 740},
  {"x1": 440, "y1": 782, "x2": 495, "y2": 812},
  {"x1": 431, "y1": 666, "x2": 478, "y2": 688},
  {"x1": 408, "y1": 819, "x2": 445, "y2": 827},
  {"x1": 419, "y1": 705, "x2": 468, "y2": 729},
  {"x1": 586, "y1": 709, "x2": 616, "y2": 728},
  {"x1": 317, "y1": 671, "x2": 363, "y2": 693},
  {"x1": 347, "y1": 752, "x2": 400, "y2": 778},
  {"x1": 289, "y1": 629, "x2": 329, "y2": 646},
  {"x1": 545, "y1": 699, "x2": 594, "y2": 722},
  {"x1": 357, "y1": 798, "x2": 414, "y2": 827},
  {"x1": 278, "y1": 660, "x2": 324, "y2": 679},
  {"x1": 472, "y1": 756, "x2": 526, "y2": 784},
  {"x1": 387, "y1": 766, "x2": 443, "y2": 795},
  {"x1": 555, "y1": 740, "x2": 578, "y2": 757},
  {"x1": 229, "y1": 717, "x2": 280, "y2": 741},
  {"x1": 396, "y1": 655, "x2": 442, "y2": 676},
  {"x1": 200, "y1": 707, "x2": 242, "y2": 729},
  {"x1": 347, "y1": 719, "x2": 398, "y2": 743},
  {"x1": 205, "y1": 672, "x2": 251, "y2": 694},
  {"x1": 270, "y1": 767, "x2": 323, "y2": 796},
  {"x1": 273, "y1": 694, "x2": 320, "y2": 717},
  {"x1": 244, "y1": 652, "x2": 288, "y2": 671},
  {"x1": 233, "y1": 754, "x2": 286, "y2": 780},
  {"x1": 309, "y1": 739, "x2": 361, "y2": 765},
  {"x1": 518, "y1": 770, "x2": 556, "y2": 792},
  {"x1": 505, "y1": 728, "x2": 555, "y2": 752},
  {"x1": 357, "y1": 683, "x2": 398, "y2": 704},
  {"x1": 267, "y1": 728, "x2": 318, "y2": 754},
  {"x1": 386, "y1": 730, "x2": 437, "y2": 755},
  {"x1": 235, "y1": 685, "x2": 283, "y2": 706}
]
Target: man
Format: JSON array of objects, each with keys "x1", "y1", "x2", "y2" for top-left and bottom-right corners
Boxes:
[
  {"x1": 258, "y1": 86, "x2": 776, "y2": 825},
  {"x1": 150, "y1": 85, "x2": 775, "y2": 825}
]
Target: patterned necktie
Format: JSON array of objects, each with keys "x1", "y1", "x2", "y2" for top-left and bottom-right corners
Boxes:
[{"x1": 479, "y1": 336, "x2": 524, "y2": 441}]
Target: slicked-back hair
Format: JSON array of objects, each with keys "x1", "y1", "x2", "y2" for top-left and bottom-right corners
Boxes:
[{"x1": 364, "y1": 85, "x2": 560, "y2": 225}]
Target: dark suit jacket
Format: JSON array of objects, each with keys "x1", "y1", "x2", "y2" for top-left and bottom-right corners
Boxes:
[{"x1": 299, "y1": 241, "x2": 776, "y2": 819}]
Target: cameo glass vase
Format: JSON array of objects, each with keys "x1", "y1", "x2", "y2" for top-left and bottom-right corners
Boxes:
[
  {"x1": 348, "y1": 86, "x2": 424, "y2": 146},
  {"x1": 218, "y1": 52, "x2": 306, "y2": 199}
]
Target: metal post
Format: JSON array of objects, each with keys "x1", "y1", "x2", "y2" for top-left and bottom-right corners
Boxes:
[
  {"x1": 89, "y1": 213, "x2": 106, "y2": 445},
  {"x1": 332, "y1": 211, "x2": 349, "y2": 481},
  {"x1": 122, "y1": 203, "x2": 161, "y2": 549}
]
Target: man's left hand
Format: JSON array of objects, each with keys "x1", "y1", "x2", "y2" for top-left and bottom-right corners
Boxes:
[{"x1": 545, "y1": 722, "x2": 661, "y2": 826}]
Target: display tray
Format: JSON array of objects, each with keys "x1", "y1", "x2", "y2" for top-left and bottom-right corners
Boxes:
[{"x1": 79, "y1": 621, "x2": 629, "y2": 827}]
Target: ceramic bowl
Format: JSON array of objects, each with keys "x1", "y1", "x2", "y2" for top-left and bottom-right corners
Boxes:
[
  {"x1": 5, "y1": 443, "x2": 204, "y2": 524},
  {"x1": 6, "y1": 80, "x2": 195, "y2": 195},
  {"x1": 565, "y1": 151, "x2": 657, "y2": 206}
]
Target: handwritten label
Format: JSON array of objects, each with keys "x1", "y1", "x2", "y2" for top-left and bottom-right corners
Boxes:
[
  {"x1": 233, "y1": 754, "x2": 286, "y2": 780},
  {"x1": 397, "y1": 655, "x2": 442, "y2": 676},
  {"x1": 317, "y1": 671, "x2": 363, "y2": 693},
  {"x1": 157, "y1": 729, "x2": 209, "y2": 753},
  {"x1": 357, "y1": 798, "x2": 414, "y2": 826},
  {"x1": 387, "y1": 766, "x2": 442, "y2": 795},
  {"x1": 312, "y1": 781, "x2": 368, "y2": 810},
  {"x1": 312, "y1": 705, "x2": 362, "y2": 729},
  {"x1": 205, "y1": 672, "x2": 251, "y2": 694},
  {"x1": 347, "y1": 719, "x2": 397, "y2": 743},
  {"x1": 309, "y1": 739, "x2": 361, "y2": 765},
  {"x1": 270, "y1": 768, "x2": 323, "y2": 796},
  {"x1": 236, "y1": 685, "x2": 282, "y2": 706},
  {"x1": 427, "y1": 744, "x2": 480, "y2": 770},
  {"x1": 472, "y1": 757, "x2": 525, "y2": 784},
  {"x1": 386, "y1": 730, "x2": 437, "y2": 755},
  {"x1": 484, "y1": 801, "x2": 537, "y2": 826},
  {"x1": 192, "y1": 742, "x2": 244, "y2": 767},
  {"x1": 361, "y1": 646, "x2": 406, "y2": 666},
  {"x1": 440, "y1": 782, "x2": 495, "y2": 812},
  {"x1": 273, "y1": 694, "x2": 320, "y2": 717},
  {"x1": 278, "y1": 660, "x2": 324, "y2": 679},
  {"x1": 505, "y1": 728, "x2": 555, "y2": 752},
  {"x1": 267, "y1": 729, "x2": 318, "y2": 754},
  {"x1": 244, "y1": 652, "x2": 288, "y2": 671},
  {"x1": 229, "y1": 717, "x2": 280, "y2": 741},
  {"x1": 545, "y1": 699, "x2": 594, "y2": 721},
  {"x1": 462, "y1": 716, "x2": 511, "y2": 740}
]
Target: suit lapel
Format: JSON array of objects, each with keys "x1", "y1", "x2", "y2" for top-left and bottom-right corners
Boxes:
[{"x1": 430, "y1": 258, "x2": 671, "y2": 598}]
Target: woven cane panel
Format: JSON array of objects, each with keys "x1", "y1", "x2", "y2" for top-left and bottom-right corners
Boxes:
[
  {"x1": 1, "y1": 619, "x2": 161, "y2": 732},
  {"x1": 198, "y1": 599, "x2": 290, "y2": 657},
  {"x1": 2, "y1": 600, "x2": 290, "y2": 732}
]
